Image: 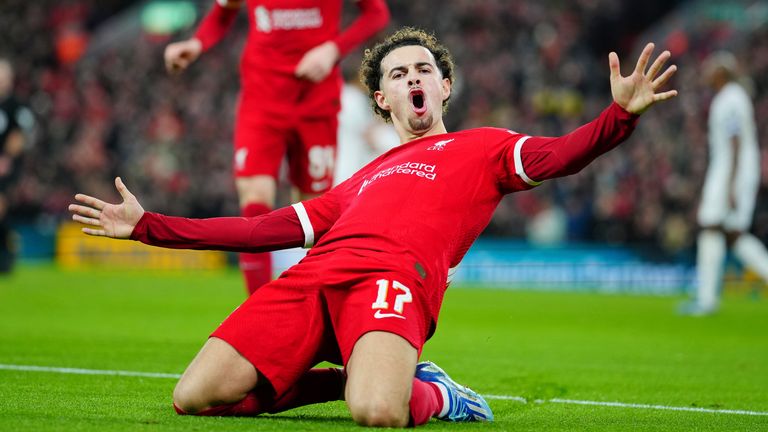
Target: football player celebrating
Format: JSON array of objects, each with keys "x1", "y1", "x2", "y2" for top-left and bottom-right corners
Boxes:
[{"x1": 71, "y1": 28, "x2": 676, "y2": 427}]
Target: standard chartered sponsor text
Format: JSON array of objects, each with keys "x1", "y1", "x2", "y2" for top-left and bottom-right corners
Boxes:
[{"x1": 358, "y1": 162, "x2": 437, "y2": 194}]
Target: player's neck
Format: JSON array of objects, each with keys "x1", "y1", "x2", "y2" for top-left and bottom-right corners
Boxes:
[{"x1": 396, "y1": 120, "x2": 448, "y2": 144}]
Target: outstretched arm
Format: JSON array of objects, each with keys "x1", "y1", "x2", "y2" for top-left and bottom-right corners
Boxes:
[
  {"x1": 68, "y1": 177, "x2": 306, "y2": 252},
  {"x1": 129, "y1": 208, "x2": 305, "y2": 252},
  {"x1": 500, "y1": 43, "x2": 678, "y2": 187}
]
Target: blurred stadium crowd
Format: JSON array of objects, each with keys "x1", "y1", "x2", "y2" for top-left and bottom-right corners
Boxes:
[{"x1": 2, "y1": 0, "x2": 767, "y2": 261}]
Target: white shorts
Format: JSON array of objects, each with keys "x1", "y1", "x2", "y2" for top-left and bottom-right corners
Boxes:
[{"x1": 697, "y1": 176, "x2": 757, "y2": 231}]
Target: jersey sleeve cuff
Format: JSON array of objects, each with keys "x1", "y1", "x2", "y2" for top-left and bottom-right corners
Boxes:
[
  {"x1": 291, "y1": 203, "x2": 315, "y2": 248},
  {"x1": 129, "y1": 212, "x2": 152, "y2": 242},
  {"x1": 610, "y1": 101, "x2": 640, "y2": 124},
  {"x1": 513, "y1": 136, "x2": 543, "y2": 187}
]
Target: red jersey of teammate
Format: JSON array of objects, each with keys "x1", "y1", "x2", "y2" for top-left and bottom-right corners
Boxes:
[
  {"x1": 131, "y1": 102, "x2": 638, "y2": 338},
  {"x1": 195, "y1": 0, "x2": 389, "y2": 117}
]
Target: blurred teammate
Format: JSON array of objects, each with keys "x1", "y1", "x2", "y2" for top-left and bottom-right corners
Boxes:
[
  {"x1": 0, "y1": 58, "x2": 34, "y2": 274},
  {"x1": 682, "y1": 51, "x2": 768, "y2": 316},
  {"x1": 71, "y1": 28, "x2": 677, "y2": 426},
  {"x1": 273, "y1": 78, "x2": 398, "y2": 273},
  {"x1": 164, "y1": 0, "x2": 390, "y2": 294}
]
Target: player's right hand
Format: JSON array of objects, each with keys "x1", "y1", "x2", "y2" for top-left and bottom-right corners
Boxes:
[
  {"x1": 295, "y1": 41, "x2": 340, "y2": 82},
  {"x1": 68, "y1": 177, "x2": 145, "y2": 239},
  {"x1": 164, "y1": 38, "x2": 203, "y2": 75},
  {"x1": 608, "y1": 42, "x2": 678, "y2": 115}
]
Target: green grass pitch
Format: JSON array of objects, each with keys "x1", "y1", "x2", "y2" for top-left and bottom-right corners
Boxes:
[{"x1": 1, "y1": 264, "x2": 766, "y2": 431}]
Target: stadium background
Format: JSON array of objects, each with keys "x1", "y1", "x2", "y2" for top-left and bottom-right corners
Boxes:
[{"x1": 2, "y1": 0, "x2": 768, "y2": 290}]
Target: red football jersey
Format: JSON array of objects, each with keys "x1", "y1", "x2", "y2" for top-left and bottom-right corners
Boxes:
[
  {"x1": 196, "y1": 0, "x2": 388, "y2": 116},
  {"x1": 296, "y1": 103, "x2": 637, "y2": 324},
  {"x1": 298, "y1": 128, "x2": 527, "y2": 299},
  {"x1": 241, "y1": 0, "x2": 343, "y2": 117},
  {"x1": 241, "y1": 0, "x2": 342, "y2": 74},
  {"x1": 131, "y1": 103, "x2": 637, "y2": 335}
]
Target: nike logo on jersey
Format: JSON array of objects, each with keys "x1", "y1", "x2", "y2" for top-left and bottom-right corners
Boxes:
[
  {"x1": 373, "y1": 310, "x2": 406, "y2": 320},
  {"x1": 427, "y1": 138, "x2": 454, "y2": 151}
]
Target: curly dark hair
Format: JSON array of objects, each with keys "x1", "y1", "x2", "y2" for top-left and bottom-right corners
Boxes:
[{"x1": 360, "y1": 27, "x2": 455, "y2": 121}]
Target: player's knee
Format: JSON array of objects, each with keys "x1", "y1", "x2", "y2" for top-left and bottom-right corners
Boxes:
[
  {"x1": 347, "y1": 396, "x2": 409, "y2": 427},
  {"x1": 236, "y1": 176, "x2": 276, "y2": 207},
  {"x1": 173, "y1": 374, "x2": 251, "y2": 415},
  {"x1": 172, "y1": 381, "x2": 204, "y2": 414},
  {"x1": 172, "y1": 378, "x2": 224, "y2": 415}
]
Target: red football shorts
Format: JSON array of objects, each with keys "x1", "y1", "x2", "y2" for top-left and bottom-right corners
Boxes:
[
  {"x1": 210, "y1": 257, "x2": 431, "y2": 397},
  {"x1": 233, "y1": 91, "x2": 338, "y2": 195}
]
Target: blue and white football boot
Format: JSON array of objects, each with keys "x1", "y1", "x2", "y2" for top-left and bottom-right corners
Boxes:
[{"x1": 415, "y1": 361, "x2": 494, "y2": 422}]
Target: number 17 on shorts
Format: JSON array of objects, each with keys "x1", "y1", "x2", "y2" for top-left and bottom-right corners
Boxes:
[{"x1": 371, "y1": 279, "x2": 413, "y2": 320}]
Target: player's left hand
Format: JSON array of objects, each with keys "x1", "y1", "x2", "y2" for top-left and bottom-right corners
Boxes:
[
  {"x1": 68, "y1": 177, "x2": 145, "y2": 239},
  {"x1": 295, "y1": 41, "x2": 340, "y2": 83},
  {"x1": 609, "y1": 43, "x2": 678, "y2": 115}
]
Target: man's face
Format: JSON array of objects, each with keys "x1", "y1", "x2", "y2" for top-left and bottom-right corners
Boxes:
[
  {"x1": 374, "y1": 45, "x2": 451, "y2": 136},
  {"x1": 703, "y1": 66, "x2": 727, "y2": 90}
]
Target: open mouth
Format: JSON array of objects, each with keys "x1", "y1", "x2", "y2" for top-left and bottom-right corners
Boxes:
[{"x1": 409, "y1": 89, "x2": 427, "y2": 115}]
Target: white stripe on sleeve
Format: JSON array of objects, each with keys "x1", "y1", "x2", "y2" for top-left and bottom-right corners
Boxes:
[
  {"x1": 291, "y1": 203, "x2": 315, "y2": 248},
  {"x1": 513, "y1": 135, "x2": 543, "y2": 186}
]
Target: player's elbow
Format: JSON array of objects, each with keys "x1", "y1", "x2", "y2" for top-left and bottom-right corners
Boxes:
[
  {"x1": 560, "y1": 161, "x2": 587, "y2": 177},
  {"x1": 548, "y1": 154, "x2": 591, "y2": 179},
  {"x1": 524, "y1": 151, "x2": 585, "y2": 181}
]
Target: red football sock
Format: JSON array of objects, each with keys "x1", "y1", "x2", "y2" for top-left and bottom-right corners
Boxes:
[
  {"x1": 173, "y1": 368, "x2": 345, "y2": 417},
  {"x1": 409, "y1": 378, "x2": 442, "y2": 426},
  {"x1": 268, "y1": 367, "x2": 346, "y2": 413},
  {"x1": 239, "y1": 202, "x2": 272, "y2": 294}
]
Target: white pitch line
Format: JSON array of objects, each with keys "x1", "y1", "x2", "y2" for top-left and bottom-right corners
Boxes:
[
  {"x1": 2, "y1": 364, "x2": 767, "y2": 417},
  {"x1": 0, "y1": 363, "x2": 182, "y2": 379},
  {"x1": 482, "y1": 394, "x2": 768, "y2": 416},
  {"x1": 550, "y1": 398, "x2": 768, "y2": 416}
]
